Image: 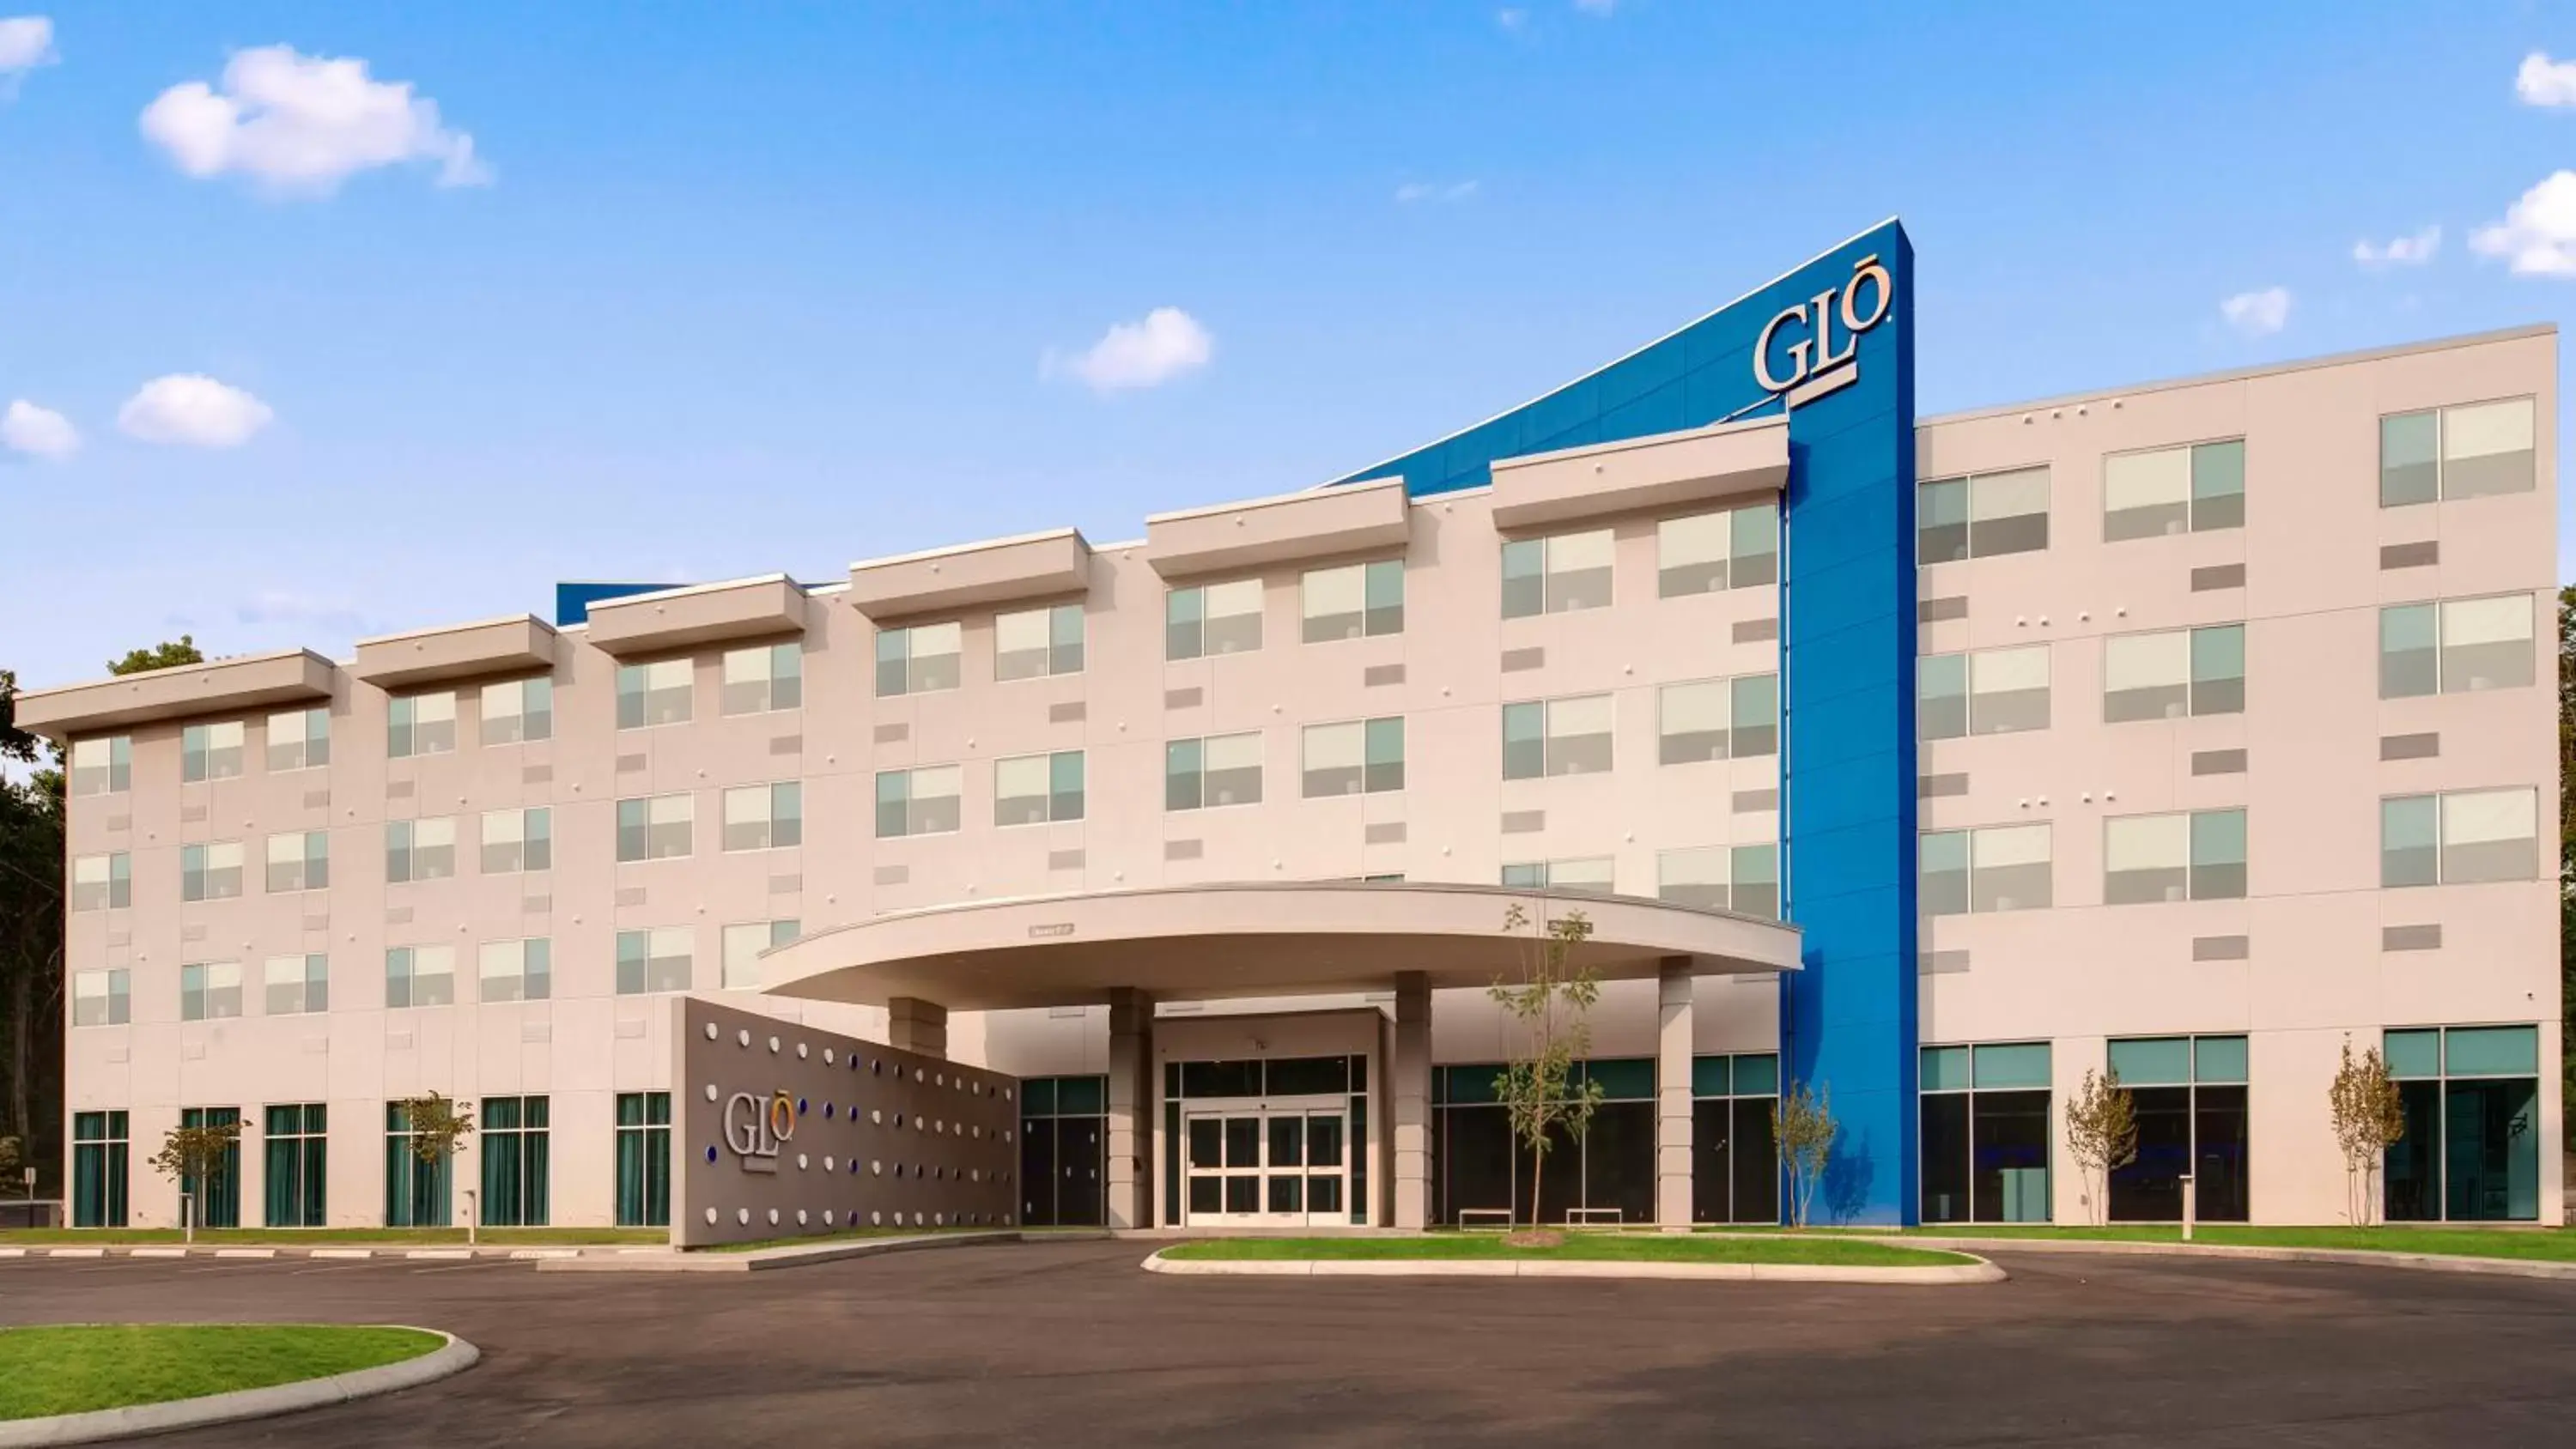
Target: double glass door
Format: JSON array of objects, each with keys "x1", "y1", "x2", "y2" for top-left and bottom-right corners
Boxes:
[{"x1": 1185, "y1": 1102, "x2": 1346, "y2": 1226}]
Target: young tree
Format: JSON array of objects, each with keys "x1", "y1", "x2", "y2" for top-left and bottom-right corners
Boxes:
[
  {"x1": 1773, "y1": 1081, "x2": 1838, "y2": 1228},
  {"x1": 105, "y1": 636, "x2": 205, "y2": 677},
  {"x1": 2328, "y1": 1040, "x2": 2407, "y2": 1227},
  {"x1": 2064, "y1": 1067, "x2": 2139, "y2": 1227},
  {"x1": 393, "y1": 1092, "x2": 477, "y2": 1234},
  {"x1": 149, "y1": 1118, "x2": 241, "y2": 1241},
  {"x1": 1489, "y1": 902, "x2": 1603, "y2": 1240}
]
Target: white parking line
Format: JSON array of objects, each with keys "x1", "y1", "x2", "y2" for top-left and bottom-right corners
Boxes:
[
  {"x1": 405, "y1": 1248, "x2": 474, "y2": 1260},
  {"x1": 129, "y1": 1247, "x2": 190, "y2": 1258},
  {"x1": 213, "y1": 1247, "x2": 278, "y2": 1259},
  {"x1": 311, "y1": 1248, "x2": 374, "y2": 1259}
]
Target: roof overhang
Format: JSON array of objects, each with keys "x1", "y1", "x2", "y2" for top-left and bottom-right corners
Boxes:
[
  {"x1": 759, "y1": 882, "x2": 1799, "y2": 1012},
  {"x1": 1489, "y1": 415, "x2": 1788, "y2": 530},
  {"x1": 10, "y1": 649, "x2": 338, "y2": 740}
]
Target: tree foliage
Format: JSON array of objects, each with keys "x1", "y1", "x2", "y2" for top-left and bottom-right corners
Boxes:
[
  {"x1": 393, "y1": 1092, "x2": 477, "y2": 1167},
  {"x1": 1489, "y1": 903, "x2": 1603, "y2": 1234},
  {"x1": 2328, "y1": 1040, "x2": 2408, "y2": 1227},
  {"x1": 2064, "y1": 1067, "x2": 2139, "y2": 1227},
  {"x1": 1773, "y1": 1082, "x2": 1838, "y2": 1228},
  {"x1": 106, "y1": 636, "x2": 204, "y2": 677},
  {"x1": 148, "y1": 1118, "x2": 240, "y2": 1232}
]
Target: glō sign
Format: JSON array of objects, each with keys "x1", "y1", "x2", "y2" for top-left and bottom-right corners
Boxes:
[{"x1": 723, "y1": 1088, "x2": 797, "y2": 1174}]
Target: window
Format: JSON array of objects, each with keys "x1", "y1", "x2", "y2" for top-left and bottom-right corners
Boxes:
[
  {"x1": 1920, "y1": 1042, "x2": 2052, "y2": 1224},
  {"x1": 385, "y1": 818, "x2": 457, "y2": 883},
  {"x1": 1920, "y1": 824, "x2": 2052, "y2": 915},
  {"x1": 481, "y1": 807, "x2": 552, "y2": 874},
  {"x1": 1502, "y1": 694, "x2": 1613, "y2": 779},
  {"x1": 385, "y1": 1101, "x2": 452, "y2": 1228},
  {"x1": 2381, "y1": 397, "x2": 2536, "y2": 506},
  {"x1": 181, "y1": 721, "x2": 245, "y2": 783},
  {"x1": 70, "y1": 853, "x2": 130, "y2": 912},
  {"x1": 2379, "y1": 595, "x2": 2534, "y2": 699},
  {"x1": 2105, "y1": 1035, "x2": 2250, "y2": 1223},
  {"x1": 386, "y1": 691, "x2": 457, "y2": 757},
  {"x1": 722, "y1": 782, "x2": 804, "y2": 851},
  {"x1": 2105, "y1": 809, "x2": 2246, "y2": 903},
  {"x1": 1654, "y1": 845, "x2": 1780, "y2": 919},
  {"x1": 1657, "y1": 501, "x2": 1778, "y2": 596},
  {"x1": 1919, "y1": 646, "x2": 2050, "y2": 739},
  {"x1": 876, "y1": 622, "x2": 963, "y2": 696},
  {"x1": 2104, "y1": 440, "x2": 2245, "y2": 540},
  {"x1": 1166, "y1": 579, "x2": 1263, "y2": 659},
  {"x1": 1302, "y1": 718, "x2": 1404, "y2": 797},
  {"x1": 479, "y1": 677, "x2": 554, "y2": 744},
  {"x1": 1430, "y1": 1058, "x2": 1654, "y2": 1226},
  {"x1": 874, "y1": 766, "x2": 963, "y2": 838},
  {"x1": 1918, "y1": 467, "x2": 2048, "y2": 563},
  {"x1": 267, "y1": 707, "x2": 331, "y2": 770},
  {"x1": 264, "y1": 1103, "x2": 327, "y2": 1228},
  {"x1": 179, "y1": 961, "x2": 242, "y2": 1021},
  {"x1": 1690, "y1": 1053, "x2": 1782, "y2": 1224},
  {"x1": 478, "y1": 938, "x2": 551, "y2": 1003},
  {"x1": 179, "y1": 841, "x2": 243, "y2": 901},
  {"x1": 69, "y1": 736, "x2": 130, "y2": 797},
  {"x1": 616, "y1": 927, "x2": 693, "y2": 994},
  {"x1": 616, "y1": 1092, "x2": 673, "y2": 1228},
  {"x1": 616, "y1": 794, "x2": 695, "y2": 862},
  {"x1": 263, "y1": 954, "x2": 328, "y2": 1015},
  {"x1": 720, "y1": 643, "x2": 801, "y2": 715},
  {"x1": 265, "y1": 831, "x2": 329, "y2": 893},
  {"x1": 1504, "y1": 857, "x2": 1616, "y2": 894},
  {"x1": 995, "y1": 603, "x2": 1086, "y2": 680},
  {"x1": 616, "y1": 659, "x2": 693, "y2": 728},
  {"x1": 1656, "y1": 675, "x2": 1777, "y2": 763},
  {"x1": 2103, "y1": 624, "x2": 2243, "y2": 722},
  {"x1": 71, "y1": 968, "x2": 129, "y2": 1028},
  {"x1": 481, "y1": 1096, "x2": 550, "y2": 1228},
  {"x1": 721, "y1": 919, "x2": 799, "y2": 990},
  {"x1": 1500, "y1": 529, "x2": 1613, "y2": 617},
  {"x1": 385, "y1": 945, "x2": 455, "y2": 1008},
  {"x1": 72, "y1": 1111, "x2": 129, "y2": 1228},
  {"x1": 2385, "y1": 1024, "x2": 2542, "y2": 1222},
  {"x1": 1021, "y1": 1076, "x2": 1112, "y2": 1228},
  {"x1": 2382, "y1": 788, "x2": 2538, "y2": 888},
  {"x1": 995, "y1": 753, "x2": 1084, "y2": 825},
  {"x1": 177, "y1": 1106, "x2": 241, "y2": 1228},
  {"x1": 1302, "y1": 561, "x2": 1404, "y2": 642},
  {"x1": 1165, "y1": 733, "x2": 1262, "y2": 810}
]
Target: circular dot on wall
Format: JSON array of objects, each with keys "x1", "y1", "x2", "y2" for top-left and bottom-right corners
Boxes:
[
  {"x1": 703, "y1": 1023, "x2": 719, "y2": 1040},
  {"x1": 796, "y1": 1154, "x2": 808, "y2": 1171},
  {"x1": 768, "y1": 1035, "x2": 781, "y2": 1054},
  {"x1": 704, "y1": 1208, "x2": 719, "y2": 1225},
  {"x1": 797, "y1": 1043, "x2": 809, "y2": 1059},
  {"x1": 703, "y1": 1084, "x2": 718, "y2": 1103},
  {"x1": 824, "y1": 1048, "x2": 835, "y2": 1065},
  {"x1": 737, "y1": 1029, "x2": 752, "y2": 1048},
  {"x1": 824, "y1": 1156, "x2": 835, "y2": 1172},
  {"x1": 737, "y1": 1208, "x2": 750, "y2": 1226},
  {"x1": 797, "y1": 1210, "x2": 809, "y2": 1226},
  {"x1": 705, "y1": 1145, "x2": 719, "y2": 1165},
  {"x1": 768, "y1": 1208, "x2": 780, "y2": 1226},
  {"x1": 872, "y1": 1211, "x2": 883, "y2": 1227}
]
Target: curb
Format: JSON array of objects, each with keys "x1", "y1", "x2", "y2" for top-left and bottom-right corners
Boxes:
[
  {"x1": 1138, "y1": 1246, "x2": 2004, "y2": 1284},
  {"x1": 1888, "y1": 1235, "x2": 2576, "y2": 1282},
  {"x1": 0, "y1": 1328, "x2": 477, "y2": 1447},
  {"x1": 538, "y1": 1229, "x2": 1023, "y2": 1273}
]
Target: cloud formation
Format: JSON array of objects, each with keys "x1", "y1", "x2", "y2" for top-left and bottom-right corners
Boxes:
[
  {"x1": 2219, "y1": 287, "x2": 2290, "y2": 337},
  {"x1": 1, "y1": 399, "x2": 77, "y2": 459},
  {"x1": 1048, "y1": 307, "x2": 1213, "y2": 393},
  {"x1": 141, "y1": 44, "x2": 489, "y2": 194},
  {"x1": 1395, "y1": 179, "x2": 1479, "y2": 204},
  {"x1": 118, "y1": 374, "x2": 275, "y2": 448},
  {"x1": 1496, "y1": 9, "x2": 1530, "y2": 31},
  {"x1": 235, "y1": 588, "x2": 375, "y2": 637},
  {"x1": 2353, "y1": 226, "x2": 2440, "y2": 270},
  {"x1": 2516, "y1": 52, "x2": 2576, "y2": 107},
  {"x1": 0, "y1": 15, "x2": 54, "y2": 79},
  {"x1": 2472, "y1": 171, "x2": 2576, "y2": 276}
]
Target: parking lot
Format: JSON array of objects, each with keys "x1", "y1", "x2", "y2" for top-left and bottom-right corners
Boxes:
[{"x1": 3, "y1": 1237, "x2": 2573, "y2": 1446}]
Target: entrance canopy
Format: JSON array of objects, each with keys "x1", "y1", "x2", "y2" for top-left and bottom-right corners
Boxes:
[{"x1": 758, "y1": 882, "x2": 1800, "y2": 1011}]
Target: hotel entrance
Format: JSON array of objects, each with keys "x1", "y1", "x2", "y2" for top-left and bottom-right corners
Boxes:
[{"x1": 1182, "y1": 1101, "x2": 1349, "y2": 1227}]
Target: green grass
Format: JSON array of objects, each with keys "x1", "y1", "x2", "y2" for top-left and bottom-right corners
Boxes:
[
  {"x1": 0, "y1": 1227, "x2": 665, "y2": 1246},
  {"x1": 1898, "y1": 1224, "x2": 2576, "y2": 1262},
  {"x1": 0, "y1": 1325, "x2": 443, "y2": 1421},
  {"x1": 1163, "y1": 1234, "x2": 1970, "y2": 1267}
]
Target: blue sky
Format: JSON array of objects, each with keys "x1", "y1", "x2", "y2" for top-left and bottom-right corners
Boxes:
[{"x1": 3, "y1": 1, "x2": 2573, "y2": 689}]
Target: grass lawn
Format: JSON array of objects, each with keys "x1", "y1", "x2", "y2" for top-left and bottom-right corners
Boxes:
[
  {"x1": 1899, "y1": 1224, "x2": 2576, "y2": 1263},
  {"x1": 1163, "y1": 1234, "x2": 1970, "y2": 1267},
  {"x1": 0, "y1": 1227, "x2": 665, "y2": 1247},
  {"x1": 0, "y1": 1325, "x2": 443, "y2": 1421}
]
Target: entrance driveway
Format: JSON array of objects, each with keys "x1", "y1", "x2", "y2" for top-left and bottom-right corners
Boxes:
[{"x1": 3, "y1": 1238, "x2": 2571, "y2": 1446}]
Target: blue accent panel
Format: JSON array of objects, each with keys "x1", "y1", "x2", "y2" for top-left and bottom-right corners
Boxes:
[{"x1": 555, "y1": 581, "x2": 679, "y2": 627}]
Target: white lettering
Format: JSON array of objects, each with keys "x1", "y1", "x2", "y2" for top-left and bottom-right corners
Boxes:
[{"x1": 1753, "y1": 252, "x2": 1895, "y2": 396}]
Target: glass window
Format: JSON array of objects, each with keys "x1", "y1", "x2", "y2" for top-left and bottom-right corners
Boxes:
[
  {"x1": 1165, "y1": 732, "x2": 1262, "y2": 811},
  {"x1": 1302, "y1": 718, "x2": 1403, "y2": 797},
  {"x1": 2379, "y1": 595, "x2": 2533, "y2": 700},
  {"x1": 2383, "y1": 1023, "x2": 2542, "y2": 1222},
  {"x1": 72, "y1": 1112, "x2": 131, "y2": 1226},
  {"x1": 1921, "y1": 824, "x2": 2052, "y2": 916},
  {"x1": 1164, "y1": 579, "x2": 1263, "y2": 659},
  {"x1": 263, "y1": 954, "x2": 328, "y2": 1015},
  {"x1": 179, "y1": 840, "x2": 244, "y2": 900},
  {"x1": 70, "y1": 852, "x2": 131, "y2": 912},
  {"x1": 1925, "y1": 646, "x2": 2050, "y2": 739},
  {"x1": 2105, "y1": 809, "x2": 2245, "y2": 903},
  {"x1": 478, "y1": 938, "x2": 551, "y2": 1003},
  {"x1": 264, "y1": 831, "x2": 329, "y2": 893},
  {"x1": 179, "y1": 960, "x2": 242, "y2": 1021},
  {"x1": 616, "y1": 1091, "x2": 673, "y2": 1228},
  {"x1": 1500, "y1": 528, "x2": 1613, "y2": 618},
  {"x1": 877, "y1": 622, "x2": 963, "y2": 696},
  {"x1": 616, "y1": 659, "x2": 693, "y2": 729},
  {"x1": 1658, "y1": 680, "x2": 1730, "y2": 763},
  {"x1": 384, "y1": 817, "x2": 456, "y2": 883},
  {"x1": 1504, "y1": 694, "x2": 1613, "y2": 779},
  {"x1": 616, "y1": 927, "x2": 693, "y2": 994},
  {"x1": 996, "y1": 752, "x2": 1085, "y2": 825},
  {"x1": 1303, "y1": 561, "x2": 1404, "y2": 641},
  {"x1": 615, "y1": 794, "x2": 696, "y2": 861},
  {"x1": 2379, "y1": 409, "x2": 2439, "y2": 506},
  {"x1": 1920, "y1": 468, "x2": 2048, "y2": 564},
  {"x1": 1653, "y1": 844, "x2": 1777, "y2": 918},
  {"x1": 2104, "y1": 624, "x2": 2241, "y2": 722},
  {"x1": 478, "y1": 677, "x2": 554, "y2": 745},
  {"x1": 266, "y1": 707, "x2": 331, "y2": 770},
  {"x1": 720, "y1": 644, "x2": 801, "y2": 715},
  {"x1": 720, "y1": 919, "x2": 799, "y2": 991},
  {"x1": 386, "y1": 692, "x2": 457, "y2": 757},
  {"x1": 2382, "y1": 787, "x2": 2539, "y2": 887},
  {"x1": 996, "y1": 603, "x2": 1085, "y2": 680},
  {"x1": 480, "y1": 1095, "x2": 550, "y2": 1228},
  {"x1": 721, "y1": 782, "x2": 804, "y2": 851},
  {"x1": 384, "y1": 945, "x2": 454, "y2": 1009},
  {"x1": 2104, "y1": 440, "x2": 2244, "y2": 540},
  {"x1": 72, "y1": 968, "x2": 131, "y2": 1027},
  {"x1": 1656, "y1": 501, "x2": 1777, "y2": 597},
  {"x1": 480, "y1": 807, "x2": 552, "y2": 874},
  {"x1": 1920, "y1": 1041, "x2": 2052, "y2": 1224},
  {"x1": 70, "y1": 736, "x2": 131, "y2": 797},
  {"x1": 181, "y1": 720, "x2": 245, "y2": 782},
  {"x1": 2383, "y1": 399, "x2": 2538, "y2": 506},
  {"x1": 874, "y1": 765, "x2": 963, "y2": 837},
  {"x1": 1504, "y1": 856, "x2": 1614, "y2": 894},
  {"x1": 261, "y1": 1104, "x2": 328, "y2": 1228}
]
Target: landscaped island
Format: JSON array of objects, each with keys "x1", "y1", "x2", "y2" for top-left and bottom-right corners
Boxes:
[{"x1": 0, "y1": 1325, "x2": 446, "y2": 1421}]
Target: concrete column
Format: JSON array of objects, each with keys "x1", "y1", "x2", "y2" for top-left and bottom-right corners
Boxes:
[
  {"x1": 1105, "y1": 989, "x2": 1154, "y2": 1230},
  {"x1": 1657, "y1": 959, "x2": 1695, "y2": 1230},
  {"x1": 885, "y1": 997, "x2": 948, "y2": 1059},
  {"x1": 1392, "y1": 971, "x2": 1432, "y2": 1229}
]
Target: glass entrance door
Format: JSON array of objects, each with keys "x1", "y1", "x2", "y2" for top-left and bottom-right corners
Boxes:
[{"x1": 1184, "y1": 1106, "x2": 1346, "y2": 1227}]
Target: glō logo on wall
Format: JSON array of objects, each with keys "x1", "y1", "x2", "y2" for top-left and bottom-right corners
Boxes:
[
  {"x1": 723, "y1": 1088, "x2": 798, "y2": 1173},
  {"x1": 1753, "y1": 251, "x2": 1893, "y2": 403}
]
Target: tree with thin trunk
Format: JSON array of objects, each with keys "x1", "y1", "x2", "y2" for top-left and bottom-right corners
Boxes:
[
  {"x1": 1774, "y1": 1081, "x2": 1838, "y2": 1228},
  {"x1": 1490, "y1": 902, "x2": 1602, "y2": 1242},
  {"x1": 393, "y1": 1092, "x2": 477, "y2": 1232},
  {"x1": 148, "y1": 1119, "x2": 240, "y2": 1241},
  {"x1": 2064, "y1": 1067, "x2": 2139, "y2": 1227},
  {"x1": 2328, "y1": 1040, "x2": 2406, "y2": 1227}
]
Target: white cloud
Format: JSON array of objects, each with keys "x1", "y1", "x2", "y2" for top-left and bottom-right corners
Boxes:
[
  {"x1": 1395, "y1": 179, "x2": 1479, "y2": 204},
  {"x1": 140, "y1": 44, "x2": 489, "y2": 194},
  {"x1": 0, "y1": 15, "x2": 55, "y2": 77},
  {"x1": 1, "y1": 399, "x2": 77, "y2": 459},
  {"x1": 1048, "y1": 307, "x2": 1213, "y2": 393},
  {"x1": 1496, "y1": 9, "x2": 1530, "y2": 32},
  {"x1": 2353, "y1": 225, "x2": 2441, "y2": 270},
  {"x1": 2472, "y1": 170, "x2": 2576, "y2": 276},
  {"x1": 2219, "y1": 287, "x2": 2291, "y2": 337},
  {"x1": 235, "y1": 588, "x2": 374, "y2": 636},
  {"x1": 2516, "y1": 51, "x2": 2576, "y2": 107},
  {"x1": 118, "y1": 374, "x2": 275, "y2": 448}
]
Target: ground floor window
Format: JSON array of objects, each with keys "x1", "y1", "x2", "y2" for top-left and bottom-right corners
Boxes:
[
  {"x1": 2105, "y1": 1035, "x2": 2249, "y2": 1222},
  {"x1": 385, "y1": 1103, "x2": 453, "y2": 1228},
  {"x1": 1020, "y1": 1076, "x2": 1107, "y2": 1228},
  {"x1": 616, "y1": 1092, "x2": 671, "y2": 1228},
  {"x1": 1690, "y1": 1052, "x2": 1780, "y2": 1225},
  {"x1": 178, "y1": 1106, "x2": 241, "y2": 1228},
  {"x1": 263, "y1": 1103, "x2": 328, "y2": 1228},
  {"x1": 72, "y1": 1111, "x2": 128, "y2": 1228},
  {"x1": 480, "y1": 1096, "x2": 550, "y2": 1228},
  {"x1": 1921, "y1": 1043, "x2": 2050, "y2": 1224},
  {"x1": 2385, "y1": 1025, "x2": 2542, "y2": 1222},
  {"x1": 1433, "y1": 1058, "x2": 1655, "y2": 1226}
]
